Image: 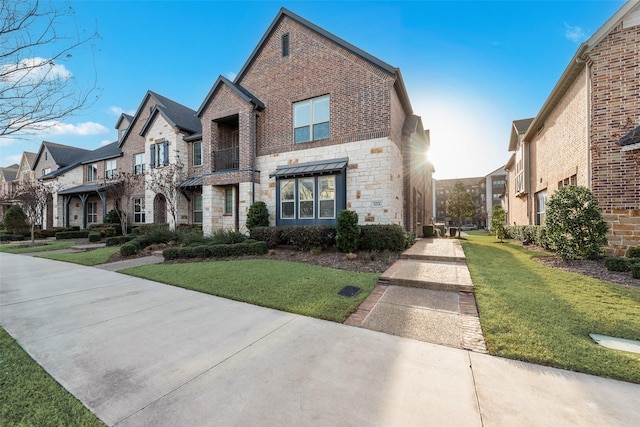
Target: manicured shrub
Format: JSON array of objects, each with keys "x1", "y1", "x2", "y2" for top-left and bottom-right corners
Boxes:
[
  {"x1": 55, "y1": 230, "x2": 90, "y2": 240},
  {"x1": 4, "y1": 205, "x2": 28, "y2": 232},
  {"x1": 104, "y1": 209, "x2": 122, "y2": 224},
  {"x1": 250, "y1": 226, "x2": 281, "y2": 248},
  {"x1": 358, "y1": 224, "x2": 407, "y2": 251},
  {"x1": 631, "y1": 263, "x2": 640, "y2": 279},
  {"x1": 249, "y1": 241, "x2": 268, "y2": 255},
  {"x1": 335, "y1": 210, "x2": 359, "y2": 253},
  {"x1": 120, "y1": 243, "x2": 138, "y2": 257},
  {"x1": 405, "y1": 231, "x2": 416, "y2": 249},
  {"x1": 162, "y1": 247, "x2": 180, "y2": 260},
  {"x1": 0, "y1": 233, "x2": 24, "y2": 242},
  {"x1": 279, "y1": 225, "x2": 336, "y2": 250},
  {"x1": 88, "y1": 232, "x2": 101, "y2": 243},
  {"x1": 191, "y1": 245, "x2": 211, "y2": 258},
  {"x1": 490, "y1": 205, "x2": 507, "y2": 241},
  {"x1": 246, "y1": 201, "x2": 269, "y2": 230},
  {"x1": 142, "y1": 225, "x2": 176, "y2": 244},
  {"x1": 105, "y1": 236, "x2": 134, "y2": 246},
  {"x1": 604, "y1": 257, "x2": 630, "y2": 272},
  {"x1": 627, "y1": 247, "x2": 640, "y2": 259},
  {"x1": 211, "y1": 229, "x2": 246, "y2": 245},
  {"x1": 545, "y1": 186, "x2": 608, "y2": 260},
  {"x1": 422, "y1": 224, "x2": 435, "y2": 238}
]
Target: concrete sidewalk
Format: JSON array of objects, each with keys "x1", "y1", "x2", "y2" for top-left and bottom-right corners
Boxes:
[
  {"x1": 1, "y1": 253, "x2": 638, "y2": 426},
  {"x1": 347, "y1": 238, "x2": 486, "y2": 352}
]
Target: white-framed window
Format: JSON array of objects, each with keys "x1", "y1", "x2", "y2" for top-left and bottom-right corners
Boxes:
[
  {"x1": 279, "y1": 176, "x2": 336, "y2": 221},
  {"x1": 224, "y1": 188, "x2": 233, "y2": 215},
  {"x1": 318, "y1": 176, "x2": 335, "y2": 219},
  {"x1": 515, "y1": 143, "x2": 525, "y2": 195},
  {"x1": 87, "y1": 164, "x2": 98, "y2": 182},
  {"x1": 193, "y1": 141, "x2": 202, "y2": 166},
  {"x1": 42, "y1": 168, "x2": 51, "y2": 176},
  {"x1": 193, "y1": 194, "x2": 203, "y2": 223},
  {"x1": 535, "y1": 190, "x2": 547, "y2": 226},
  {"x1": 150, "y1": 141, "x2": 168, "y2": 168},
  {"x1": 87, "y1": 202, "x2": 98, "y2": 223},
  {"x1": 105, "y1": 160, "x2": 117, "y2": 179},
  {"x1": 134, "y1": 198, "x2": 145, "y2": 223},
  {"x1": 134, "y1": 153, "x2": 145, "y2": 175},
  {"x1": 280, "y1": 179, "x2": 295, "y2": 219},
  {"x1": 293, "y1": 95, "x2": 329, "y2": 143}
]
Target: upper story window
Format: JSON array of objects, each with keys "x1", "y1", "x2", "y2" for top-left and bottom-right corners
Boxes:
[
  {"x1": 282, "y1": 33, "x2": 290, "y2": 57},
  {"x1": 134, "y1": 153, "x2": 145, "y2": 175},
  {"x1": 150, "y1": 141, "x2": 169, "y2": 168},
  {"x1": 293, "y1": 95, "x2": 329, "y2": 143},
  {"x1": 42, "y1": 168, "x2": 51, "y2": 176},
  {"x1": 193, "y1": 141, "x2": 202, "y2": 166},
  {"x1": 515, "y1": 143, "x2": 526, "y2": 195},
  {"x1": 105, "y1": 160, "x2": 117, "y2": 179},
  {"x1": 87, "y1": 164, "x2": 98, "y2": 182}
]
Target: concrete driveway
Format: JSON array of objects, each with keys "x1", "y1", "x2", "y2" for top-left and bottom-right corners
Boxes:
[{"x1": 1, "y1": 253, "x2": 638, "y2": 426}]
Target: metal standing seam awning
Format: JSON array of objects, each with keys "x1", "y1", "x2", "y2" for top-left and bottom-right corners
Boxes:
[
  {"x1": 269, "y1": 157, "x2": 349, "y2": 179},
  {"x1": 57, "y1": 182, "x2": 117, "y2": 229},
  {"x1": 180, "y1": 175, "x2": 203, "y2": 188}
]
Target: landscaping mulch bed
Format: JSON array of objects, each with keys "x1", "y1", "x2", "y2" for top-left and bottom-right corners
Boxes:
[
  {"x1": 107, "y1": 245, "x2": 400, "y2": 274},
  {"x1": 533, "y1": 256, "x2": 639, "y2": 288}
]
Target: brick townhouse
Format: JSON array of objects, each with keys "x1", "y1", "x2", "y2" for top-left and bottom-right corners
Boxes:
[
  {"x1": 8, "y1": 8, "x2": 432, "y2": 234},
  {"x1": 505, "y1": 0, "x2": 640, "y2": 255}
]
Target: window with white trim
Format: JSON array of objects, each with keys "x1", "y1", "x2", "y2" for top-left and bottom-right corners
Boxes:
[
  {"x1": 134, "y1": 198, "x2": 145, "y2": 223},
  {"x1": 134, "y1": 153, "x2": 145, "y2": 175},
  {"x1": 293, "y1": 95, "x2": 329, "y2": 143},
  {"x1": 105, "y1": 160, "x2": 117, "y2": 179},
  {"x1": 535, "y1": 190, "x2": 547, "y2": 225},
  {"x1": 87, "y1": 202, "x2": 98, "y2": 223},
  {"x1": 87, "y1": 164, "x2": 98, "y2": 182}
]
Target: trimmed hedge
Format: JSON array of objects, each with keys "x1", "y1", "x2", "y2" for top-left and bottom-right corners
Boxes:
[
  {"x1": 504, "y1": 225, "x2": 550, "y2": 249},
  {"x1": 163, "y1": 241, "x2": 268, "y2": 260},
  {"x1": 604, "y1": 257, "x2": 630, "y2": 272},
  {"x1": 279, "y1": 225, "x2": 336, "y2": 250},
  {"x1": 359, "y1": 224, "x2": 407, "y2": 252},
  {"x1": 250, "y1": 226, "x2": 281, "y2": 248},
  {"x1": 105, "y1": 236, "x2": 135, "y2": 246},
  {"x1": 0, "y1": 233, "x2": 24, "y2": 242},
  {"x1": 120, "y1": 243, "x2": 138, "y2": 257},
  {"x1": 88, "y1": 232, "x2": 101, "y2": 243},
  {"x1": 632, "y1": 263, "x2": 640, "y2": 279},
  {"x1": 56, "y1": 230, "x2": 90, "y2": 240},
  {"x1": 628, "y1": 247, "x2": 640, "y2": 258}
]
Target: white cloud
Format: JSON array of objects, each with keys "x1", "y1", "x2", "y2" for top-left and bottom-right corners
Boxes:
[
  {"x1": 564, "y1": 23, "x2": 586, "y2": 43},
  {"x1": 0, "y1": 57, "x2": 72, "y2": 83},
  {"x1": 0, "y1": 137, "x2": 17, "y2": 147},
  {"x1": 2, "y1": 154, "x2": 22, "y2": 165},
  {"x1": 99, "y1": 139, "x2": 114, "y2": 146},
  {"x1": 34, "y1": 121, "x2": 109, "y2": 136},
  {"x1": 108, "y1": 106, "x2": 135, "y2": 116}
]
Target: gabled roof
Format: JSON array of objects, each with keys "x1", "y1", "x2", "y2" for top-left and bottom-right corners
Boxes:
[
  {"x1": 197, "y1": 76, "x2": 265, "y2": 117},
  {"x1": 33, "y1": 141, "x2": 90, "y2": 171},
  {"x1": 0, "y1": 165, "x2": 19, "y2": 182},
  {"x1": 119, "y1": 91, "x2": 200, "y2": 146},
  {"x1": 115, "y1": 113, "x2": 133, "y2": 130},
  {"x1": 41, "y1": 141, "x2": 122, "y2": 179},
  {"x1": 141, "y1": 92, "x2": 202, "y2": 136},
  {"x1": 524, "y1": 0, "x2": 640, "y2": 142},
  {"x1": 508, "y1": 118, "x2": 534, "y2": 151},
  {"x1": 231, "y1": 7, "x2": 413, "y2": 116},
  {"x1": 18, "y1": 152, "x2": 36, "y2": 171}
]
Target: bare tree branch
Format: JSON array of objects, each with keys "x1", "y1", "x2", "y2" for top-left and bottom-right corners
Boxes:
[
  {"x1": 146, "y1": 157, "x2": 187, "y2": 230},
  {"x1": 0, "y1": 0, "x2": 101, "y2": 138},
  {"x1": 100, "y1": 171, "x2": 142, "y2": 236},
  {"x1": 0, "y1": 180, "x2": 60, "y2": 242}
]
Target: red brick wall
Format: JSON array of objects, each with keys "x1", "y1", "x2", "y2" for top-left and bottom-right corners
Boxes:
[
  {"x1": 587, "y1": 21, "x2": 640, "y2": 255},
  {"x1": 236, "y1": 16, "x2": 399, "y2": 157}
]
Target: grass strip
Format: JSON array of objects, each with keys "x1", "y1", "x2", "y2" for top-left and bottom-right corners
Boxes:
[
  {"x1": 122, "y1": 259, "x2": 379, "y2": 322},
  {"x1": 38, "y1": 247, "x2": 120, "y2": 266},
  {"x1": 462, "y1": 235, "x2": 640, "y2": 384},
  {"x1": 0, "y1": 241, "x2": 76, "y2": 254},
  {"x1": 0, "y1": 327, "x2": 105, "y2": 426}
]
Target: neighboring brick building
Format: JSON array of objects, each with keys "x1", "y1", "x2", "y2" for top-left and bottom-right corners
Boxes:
[
  {"x1": 505, "y1": 0, "x2": 640, "y2": 255},
  {"x1": 434, "y1": 177, "x2": 485, "y2": 228}
]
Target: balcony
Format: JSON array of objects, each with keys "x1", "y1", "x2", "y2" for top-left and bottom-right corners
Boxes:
[{"x1": 214, "y1": 147, "x2": 239, "y2": 171}]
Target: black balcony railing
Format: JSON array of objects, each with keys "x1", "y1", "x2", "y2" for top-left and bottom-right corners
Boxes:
[{"x1": 214, "y1": 147, "x2": 239, "y2": 171}]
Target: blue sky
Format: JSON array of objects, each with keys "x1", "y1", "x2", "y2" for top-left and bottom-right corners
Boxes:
[{"x1": 0, "y1": 0, "x2": 626, "y2": 179}]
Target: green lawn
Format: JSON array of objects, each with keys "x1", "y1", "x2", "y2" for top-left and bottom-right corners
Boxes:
[
  {"x1": 0, "y1": 327, "x2": 105, "y2": 426},
  {"x1": 122, "y1": 260, "x2": 379, "y2": 322},
  {"x1": 462, "y1": 234, "x2": 640, "y2": 384},
  {"x1": 0, "y1": 240, "x2": 76, "y2": 254},
  {"x1": 38, "y1": 247, "x2": 120, "y2": 266}
]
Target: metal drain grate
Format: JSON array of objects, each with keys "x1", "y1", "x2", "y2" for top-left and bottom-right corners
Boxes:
[{"x1": 338, "y1": 285, "x2": 361, "y2": 298}]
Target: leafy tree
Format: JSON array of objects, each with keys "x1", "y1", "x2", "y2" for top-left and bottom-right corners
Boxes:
[
  {"x1": 1, "y1": 0, "x2": 100, "y2": 137},
  {"x1": 3, "y1": 205, "x2": 28, "y2": 232},
  {"x1": 246, "y1": 201, "x2": 269, "y2": 229},
  {"x1": 545, "y1": 186, "x2": 608, "y2": 260},
  {"x1": 446, "y1": 181, "x2": 476, "y2": 237},
  {"x1": 490, "y1": 205, "x2": 507, "y2": 242}
]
